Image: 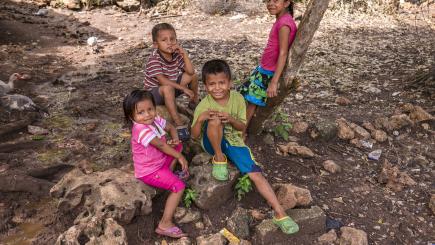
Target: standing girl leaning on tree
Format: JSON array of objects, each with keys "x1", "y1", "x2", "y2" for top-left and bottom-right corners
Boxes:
[{"x1": 239, "y1": 0, "x2": 297, "y2": 137}]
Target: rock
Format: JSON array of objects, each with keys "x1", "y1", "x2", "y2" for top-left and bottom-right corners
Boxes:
[
  {"x1": 56, "y1": 217, "x2": 127, "y2": 245},
  {"x1": 174, "y1": 207, "x2": 201, "y2": 224},
  {"x1": 195, "y1": 222, "x2": 205, "y2": 230},
  {"x1": 240, "y1": 240, "x2": 252, "y2": 245},
  {"x1": 50, "y1": 168, "x2": 156, "y2": 224},
  {"x1": 335, "y1": 96, "x2": 351, "y2": 105},
  {"x1": 365, "y1": 86, "x2": 381, "y2": 94},
  {"x1": 322, "y1": 160, "x2": 342, "y2": 174},
  {"x1": 192, "y1": 152, "x2": 212, "y2": 166},
  {"x1": 254, "y1": 206, "x2": 326, "y2": 244},
  {"x1": 187, "y1": 164, "x2": 239, "y2": 210},
  {"x1": 388, "y1": 114, "x2": 413, "y2": 130},
  {"x1": 421, "y1": 123, "x2": 430, "y2": 130},
  {"x1": 168, "y1": 237, "x2": 192, "y2": 245},
  {"x1": 77, "y1": 159, "x2": 93, "y2": 174},
  {"x1": 429, "y1": 194, "x2": 435, "y2": 215},
  {"x1": 250, "y1": 209, "x2": 266, "y2": 220},
  {"x1": 53, "y1": 0, "x2": 81, "y2": 9},
  {"x1": 227, "y1": 207, "x2": 250, "y2": 239},
  {"x1": 339, "y1": 226, "x2": 368, "y2": 245},
  {"x1": 263, "y1": 133, "x2": 274, "y2": 145},
  {"x1": 402, "y1": 104, "x2": 434, "y2": 122},
  {"x1": 28, "y1": 125, "x2": 49, "y2": 135},
  {"x1": 277, "y1": 142, "x2": 315, "y2": 158},
  {"x1": 196, "y1": 233, "x2": 226, "y2": 245},
  {"x1": 318, "y1": 229, "x2": 338, "y2": 244},
  {"x1": 336, "y1": 118, "x2": 355, "y2": 140},
  {"x1": 292, "y1": 121, "x2": 309, "y2": 134},
  {"x1": 362, "y1": 122, "x2": 376, "y2": 132},
  {"x1": 349, "y1": 123, "x2": 371, "y2": 139},
  {"x1": 115, "y1": 0, "x2": 141, "y2": 11},
  {"x1": 314, "y1": 119, "x2": 337, "y2": 141},
  {"x1": 274, "y1": 184, "x2": 312, "y2": 210},
  {"x1": 371, "y1": 129, "x2": 387, "y2": 142},
  {"x1": 378, "y1": 160, "x2": 416, "y2": 192}
]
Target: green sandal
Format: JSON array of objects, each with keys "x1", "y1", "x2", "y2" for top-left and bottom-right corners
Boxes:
[
  {"x1": 212, "y1": 155, "x2": 229, "y2": 181},
  {"x1": 273, "y1": 216, "x2": 299, "y2": 235}
]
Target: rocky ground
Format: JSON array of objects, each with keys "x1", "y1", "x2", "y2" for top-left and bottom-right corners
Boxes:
[{"x1": 0, "y1": 0, "x2": 434, "y2": 244}]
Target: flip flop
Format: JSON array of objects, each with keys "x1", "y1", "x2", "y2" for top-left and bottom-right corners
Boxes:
[
  {"x1": 273, "y1": 216, "x2": 299, "y2": 235},
  {"x1": 212, "y1": 155, "x2": 229, "y2": 181},
  {"x1": 155, "y1": 226, "x2": 187, "y2": 238}
]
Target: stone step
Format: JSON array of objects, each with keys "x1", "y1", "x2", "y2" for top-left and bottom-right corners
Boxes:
[{"x1": 253, "y1": 206, "x2": 326, "y2": 245}]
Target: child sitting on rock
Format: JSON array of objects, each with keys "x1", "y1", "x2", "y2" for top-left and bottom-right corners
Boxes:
[
  {"x1": 143, "y1": 22, "x2": 199, "y2": 141},
  {"x1": 191, "y1": 59, "x2": 299, "y2": 234},
  {"x1": 123, "y1": 89, "x2": 189, "y2": 238}
]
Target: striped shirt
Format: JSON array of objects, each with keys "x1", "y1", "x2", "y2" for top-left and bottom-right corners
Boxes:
[
  {"x1": 131, "y1": 116, "x2": 167, "y2": 178},
  {"x1": 143, "y1": 49, "x2": 185, "y2": 90}
]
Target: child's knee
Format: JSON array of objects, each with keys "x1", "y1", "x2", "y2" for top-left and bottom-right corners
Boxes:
[
  {"x1": 248, "y1": 172, "x2": 263, "y2": 182},
  {"x1": 207, "y1": 118, "x2": 222, "y2": 128},
  {"x1": 160, "y1": 85, "x2": 175, "y2": 96},
  {"x1": 172, "y1": 180, "x2": 185, "y2": 193}
]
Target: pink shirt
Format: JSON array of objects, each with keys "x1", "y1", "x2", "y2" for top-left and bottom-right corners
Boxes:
[
  {"x1": 260, "y1": 13, "x2": 297, "y2": 71},
  {"x1": 131, "y1": 116, "x2": 167, "y2": 178}
]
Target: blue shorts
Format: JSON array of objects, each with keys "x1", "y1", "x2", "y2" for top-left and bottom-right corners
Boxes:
[{"x1": 202, "y1": 122, "x2": 262, "y2": 175}]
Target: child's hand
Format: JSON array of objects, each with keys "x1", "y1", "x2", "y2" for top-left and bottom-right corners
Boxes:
[
  {"x1": 167, "y1": 139, "x2": 180, "y2": 147},
  {"x1": 217, "y1": 111, "x2": 232, "y2": 123},
  {"x1": 177, "y1": 155, "x2": 188, "y2": 172},
  {"x1": 199, "y1": 110, "x2": 219, "y2": 122},
  {"x1": 267, "y1": 82, "x2": 278, "y2": 98},
  {"x1": 173, "y1": 44, "x2": 186, "y2": 56},
  {"x1": 182, "y1": 88, "x2": 195, "y2": 99}
]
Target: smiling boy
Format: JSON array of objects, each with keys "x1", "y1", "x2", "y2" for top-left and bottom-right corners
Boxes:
[
  {"x1": 143, "y1": 23, "x2": 199, "y2": 141},
  {"x1": 191, "y1": 59, "x2": 299, "y2": 235}
]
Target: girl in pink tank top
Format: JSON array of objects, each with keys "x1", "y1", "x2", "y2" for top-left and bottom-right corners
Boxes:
[{"x1": 239, "y1": 0, "x2": 297, "y2": 136}]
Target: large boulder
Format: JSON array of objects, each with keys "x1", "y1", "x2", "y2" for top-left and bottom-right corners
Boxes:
[
  {"x1": 187, "y1": 164, "x2": 239, "y2": 210},
  {"x1": 56, "y1": 217, "x2": 127, "y2": 245},
  {"x1": 253, "y1": 206, "x2": 326, "y2": 244},
  {"x1": 50, "y1": 168, "x2": 156, "y2": 224},
  {"x1": 227, "y1": 207, "x2": 251, "y2": 239}
]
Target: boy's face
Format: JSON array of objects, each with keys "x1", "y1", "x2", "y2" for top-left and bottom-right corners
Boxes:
[
  {"x1": 204, "y1": 72, "x2": 232, "y2": 100},
  {"x1": 153, "y1": 29, "x2": 177, "y2": 55}
]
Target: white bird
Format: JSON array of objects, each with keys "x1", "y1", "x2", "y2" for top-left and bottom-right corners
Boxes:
[
  {"x1": 0, "y1": 94, "x2": 47, "y2": 114},
  {"x1": 0, "y1": 73, "x2": 24, "y2": 96}
]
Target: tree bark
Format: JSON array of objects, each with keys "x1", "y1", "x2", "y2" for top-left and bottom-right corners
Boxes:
[{"x1": 249, "y1": 0, "x2": 331, "y2": 135}]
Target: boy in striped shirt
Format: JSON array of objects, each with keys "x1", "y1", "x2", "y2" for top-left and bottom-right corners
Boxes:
[{"x1": 144, "y1": 23, "x2": 198, "y2": 141}]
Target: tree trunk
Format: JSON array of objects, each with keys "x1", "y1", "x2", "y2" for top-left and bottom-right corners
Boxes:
[{"x1": 249, "y1": 0, "x2": 331, "y2": 135}]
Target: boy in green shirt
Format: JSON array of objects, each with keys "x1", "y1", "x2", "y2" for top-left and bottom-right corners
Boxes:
[{"x1": 191, "y1": 59, "x2": 299, "y2": 235}]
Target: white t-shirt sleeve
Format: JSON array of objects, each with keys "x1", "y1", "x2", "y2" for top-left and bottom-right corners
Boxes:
[{"x1": 138, "y1": 128, "x2": 156, "y2": 147}]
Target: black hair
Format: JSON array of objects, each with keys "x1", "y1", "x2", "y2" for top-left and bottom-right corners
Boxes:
[
  {"x1": 123, "y1": 89, "x2": 155, "y2": 124},
  {"x1": 288, "y1": 1, "x2": 294, "y2": 16},
  {"x1": 201, "y1": 59, "x2": 232, "y2": 84},
  {"x1": 151, "y1": 23, "x2": 176, "y2": 42}
]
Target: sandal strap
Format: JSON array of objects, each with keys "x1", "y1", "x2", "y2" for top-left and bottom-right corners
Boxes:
[{"x1": 212, "y1": 155, "x2": 227, "y2": 164}]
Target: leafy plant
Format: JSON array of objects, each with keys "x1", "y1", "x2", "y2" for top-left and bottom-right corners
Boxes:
[
  {"x1": 235, "y1": 174, "x2": 252, "y2": 201},
  {"x1": 271, "y1": 108, "x2": 292, "y2": 141},
  {"x1": 183, "y1": 188, "x2": 198, "y2": 208}
]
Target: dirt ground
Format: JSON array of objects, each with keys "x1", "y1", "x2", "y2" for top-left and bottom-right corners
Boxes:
[{"x1": 0, "y1": 0, "x2": 434, "y2": 244}]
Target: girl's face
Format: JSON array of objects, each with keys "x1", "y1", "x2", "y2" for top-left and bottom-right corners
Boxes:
[
  {"x1": 265, "y1": 0, "x2": 290, "y2": 16},
  {"x1": 133, "y1": 99, "x2": 156, "y2": 125}
]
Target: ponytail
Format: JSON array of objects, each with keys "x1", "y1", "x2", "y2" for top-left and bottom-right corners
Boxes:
[{"x1": 288, "y1": 1, "x2": 294, "y2": 16}]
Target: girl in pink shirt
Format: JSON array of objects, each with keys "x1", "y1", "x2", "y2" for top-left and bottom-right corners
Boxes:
[
  {"x1": 123, "y1": 89, "x2": 189, "y2": 238},
  {"x1": 239, "y1": 0, "x2": 297, "y2": 133}
]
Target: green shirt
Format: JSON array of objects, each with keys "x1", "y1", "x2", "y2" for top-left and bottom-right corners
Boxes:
[{"x1": 192, "y1": 91, "x2": 246, "y2": 146}]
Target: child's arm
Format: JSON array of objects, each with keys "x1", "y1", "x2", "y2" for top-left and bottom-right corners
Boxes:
[
  {"x1": 191, "y1": 110, "x2": 217, "y2": 139},
  {"x1": 149, "y1": 137, "x2": 188, "y2": 171},
  {"x1": 267, "y1": 26, "x2": 291, "y2": 98},
  {"x1": 217, "y1": 111, "x2": 246, "y2": 132},
  {"x1": 174, "y1": 44, "x2": 194, "y2": 76}
]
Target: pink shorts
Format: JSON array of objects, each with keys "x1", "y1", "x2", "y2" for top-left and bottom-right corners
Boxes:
[{"x1": 137, "y1": 143, "x2": 185, "y2": 193}]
